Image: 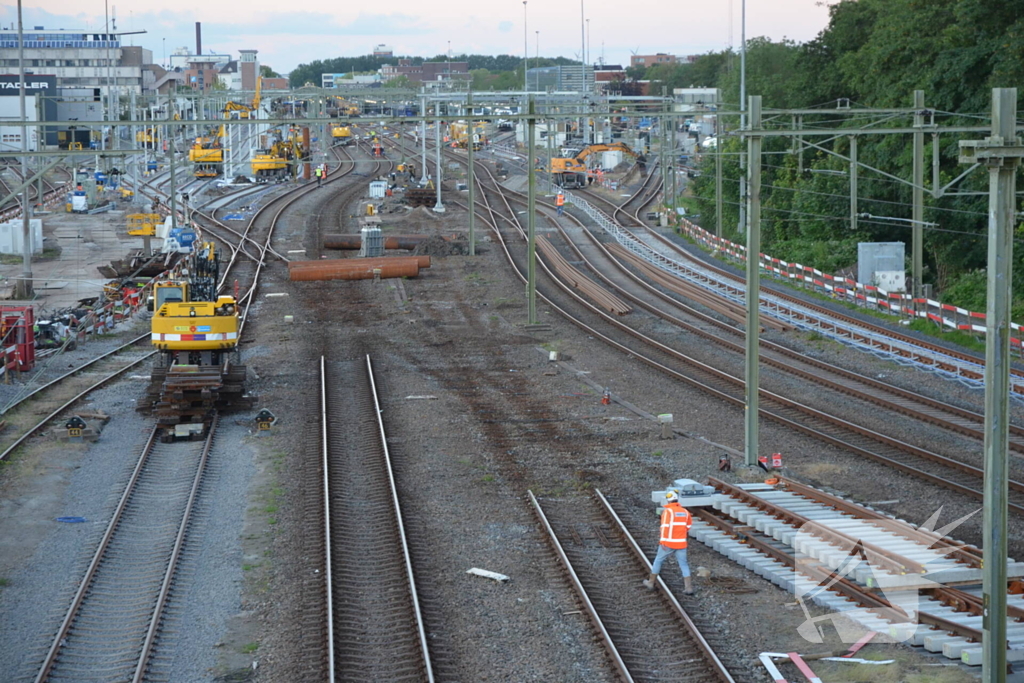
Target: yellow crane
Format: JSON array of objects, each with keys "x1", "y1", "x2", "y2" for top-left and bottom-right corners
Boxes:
[{"x1": 223, "y1": 76, "x2": 262, "y2": 119}]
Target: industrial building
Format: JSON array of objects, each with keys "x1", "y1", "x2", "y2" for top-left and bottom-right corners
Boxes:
[
  {"x1": 526, "y1": 65, "x2": 595, "y2": 93},
  {"x1": 321, "y1": 73, "x2": 381, "y2": 89},
  {"x1": 380, "y1": 60, "x2": 470, "y2": 86},
  {"x1": 629, "y1": 53, "x2": 678, "y2": 68},
  {"x1": 0, "y1": 27, "x2": 150, "y2": 97},
  {"x1": 0, "y1": 74, "x2": 57, "y2": 150}
]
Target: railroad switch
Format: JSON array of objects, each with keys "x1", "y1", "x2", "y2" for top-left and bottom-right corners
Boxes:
[{"x1": 255, "y1": 409, "x2": 276, "y2": 434}]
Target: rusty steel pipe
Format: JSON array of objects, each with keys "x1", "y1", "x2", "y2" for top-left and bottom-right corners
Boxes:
[
  {"x1": 323, "y1": 234, "x2": 448, "y2": 250},
  {"x1": 288, "y1": 255, "x2": 431, "y2": 270},
  {"x1": 289, "y1": 261, "x2": 420, "y2": 281}
]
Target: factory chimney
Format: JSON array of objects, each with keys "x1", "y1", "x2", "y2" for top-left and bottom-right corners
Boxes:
[{"x1": 195, "y1": 22, "x2": 202, "y2": 56}]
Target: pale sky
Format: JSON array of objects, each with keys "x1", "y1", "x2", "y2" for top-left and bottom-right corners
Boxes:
[{"x1": 2, "y1": 0, "x2": 834, "y2": 75}]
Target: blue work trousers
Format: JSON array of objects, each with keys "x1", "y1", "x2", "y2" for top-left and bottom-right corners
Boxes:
[{"x1": 651, "y1": 544, "x2": 690, "y2": 578}]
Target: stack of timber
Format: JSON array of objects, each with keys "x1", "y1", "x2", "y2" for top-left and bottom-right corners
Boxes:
[{"x1": 141, "y1": 363, "x2": 251, "y2": 438}]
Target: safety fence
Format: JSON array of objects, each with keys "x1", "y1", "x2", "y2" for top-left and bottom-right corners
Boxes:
[
  {"x1": 565, "y1": 191, "x2": 1010, "y2": 388},
  {"x1": 669, "y1": 217, "x2": 1017, "y2": 348}
]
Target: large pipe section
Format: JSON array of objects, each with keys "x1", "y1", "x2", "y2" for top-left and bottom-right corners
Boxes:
[
  {"x1": 289, "y1": 255, "x2": 431, "y2": 271},
  {"x1": 288, "y1": 261, "x2": 420, "y2": 282},
  {"x1": 323, "y1": 234, "x2": 449, "y2": 250}
]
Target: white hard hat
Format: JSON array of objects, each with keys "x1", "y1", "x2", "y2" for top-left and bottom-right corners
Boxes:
[{"x1": 664, "y1": 490, "x2": 679, "y2": 503}]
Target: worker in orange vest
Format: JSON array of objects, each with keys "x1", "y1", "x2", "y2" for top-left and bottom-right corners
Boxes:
[
  {"x1": 643, "y1": 490, "x2": 694, "y2": 594},
  {"x1": 555, "y1": 192, "x2": 565, "y2": 216}
]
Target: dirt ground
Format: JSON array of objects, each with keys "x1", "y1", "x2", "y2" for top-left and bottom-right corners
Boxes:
[
  {"x1": 233, "y1": 165, "x2": 989, "y2": 681},
  {"x1": 0, "y1": 154, "x2": 1000, "y2": 681},
  {"x1": 0, "y1": 203, "x2": 148, "y2": 311}
]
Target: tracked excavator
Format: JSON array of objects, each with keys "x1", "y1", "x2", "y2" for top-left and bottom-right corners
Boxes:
[{"x1": 550, "y1": 142, "x2": 644, "y2": 188}]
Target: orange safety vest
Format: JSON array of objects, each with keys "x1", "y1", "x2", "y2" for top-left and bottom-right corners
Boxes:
[
  {"x1": 555, "y1": 193, "x2": 565, "y2": 206},
  {"x1": 659, "y1": 502, "x2": 692, "y2": 549}
]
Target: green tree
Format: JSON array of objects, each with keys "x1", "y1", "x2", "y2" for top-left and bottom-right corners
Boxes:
[
  {"x1": 383, "y1": 75, "x2": 411, "y2": 89},
  {"x1": 260, "y1": 65, "x2": 279, "y2": 78}
]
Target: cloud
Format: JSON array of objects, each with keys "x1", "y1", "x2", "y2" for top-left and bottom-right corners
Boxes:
[{"x1": 497, "y1": 21, "x2": 513, "y2": 33}]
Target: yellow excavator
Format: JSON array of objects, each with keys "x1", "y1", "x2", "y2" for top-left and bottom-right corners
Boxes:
[
  {"x1": 550, "y1": 142, "x2": 642, "y2": 188},
  {"x1": 251, "y1": 127, "x2": 305, "y2": 181},
  {"x1": 189, "y1": 125, "x2": 225, "y2": 177},
  {"x1": 331, "y1": 123, "x2": 352, "y2": 146},
  {"x1": 450, "y1": 121, "x2": 487, "y2": 150},
  {"x1": 223, "y1": 76, "x2": 262, "y2": 119}
]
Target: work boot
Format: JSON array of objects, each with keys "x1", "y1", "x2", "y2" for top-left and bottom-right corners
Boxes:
[
  {"x1": 642, "y1": 573, "x2": 658, "y2": 590},
  {"x1": 684, "y1": 576, "x2": 694, "y2": 595}
]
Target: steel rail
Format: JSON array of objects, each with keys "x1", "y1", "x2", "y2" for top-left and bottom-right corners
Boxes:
[
  {"x1": 1, "y1": 332, "x2": 150, "y2": 415},
  {"x1": 460, "y1": 165, "x2": 1024, "y2": 514},
  {"x1": 133, "y1": 414, "x2": 219, "y2": 682},
  {"x1": 594, "y1": 489, "x2": 735, "y2": 683},
  {"x1": 365, "y1": 355, "x2": 433, "y2": 681},
  {"x1": 34, "y1": 426, "x2": 161, "y2": 683},
  {"x1": 581, "y1": 184, "x2": 1024, "y2": 390},
  {"x1": 320, "y1": 357, "x2": 335, "y2": 683},
  {"x1": 0, "y1": 350, "x2": 155, "y2": 462},
  {"x1": 396, "y1": 133, "x2": 1024, "y2": 515},
  {"x1": 236, "y1": 143, "x2": 372, "y2": 337},
  {"x1": 527, "y1": 491, "x2": 633, "y2": 683}
]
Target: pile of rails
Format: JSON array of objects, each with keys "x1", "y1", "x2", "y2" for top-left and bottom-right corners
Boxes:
[
  {"x1": 537, "y1": 236, "x2": 630, "y2": 315},
  {"x1": 288, "y1": 256, "x2": 431, "y2": 282},
  {"x1": 607, "y1": 243, "x2": 789, "y2": 331}
]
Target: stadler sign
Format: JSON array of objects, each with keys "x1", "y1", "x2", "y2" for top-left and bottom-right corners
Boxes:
[{"x1": 0, "y1": 75, "x2": 56, "y2": 96}]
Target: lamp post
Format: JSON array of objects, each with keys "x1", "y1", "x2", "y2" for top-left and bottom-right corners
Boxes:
[
  {"x1": 15, "y1": 0, "x2": 32, "y2": 299},
  {"x1": 523, "y1": 1, "x2": 528, "y2": 92}
]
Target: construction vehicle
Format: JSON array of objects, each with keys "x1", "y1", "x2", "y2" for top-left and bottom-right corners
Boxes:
[
  {"x1": 450, "y1": 121, "x2": 487, "y2": 150},
  {"x1": 145, "y1": 242, "x2": 251, "y2": 440},
  {"x1": 331, "y1": 123, "x2": 352, "y2": 145},
  {"x1": 136, "y1": 128, "x2": 160, "y2": 149},
  {"x1": 223, "y1": 76, "x2": 262, "y2": 119},
  {"x1": 550, "y1": 142, "x2": 643, "y2": 188},
  {"x1": 251, "y1": 127, "x2": 305, "y2": 180},
  {"x1": 188, "y1": 125, "x2": 225, "y2": 177},
  {"x1": 126, "y1": 213, "x2": 161, "y2": 237}
]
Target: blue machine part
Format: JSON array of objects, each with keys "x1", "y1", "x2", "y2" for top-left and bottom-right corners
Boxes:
[
  {"x1": 94, "y1": 171, "x2": 107, "y2": 185},
  {"x1": 147, "y1": 160, "x2": 158, "y2": 171}
]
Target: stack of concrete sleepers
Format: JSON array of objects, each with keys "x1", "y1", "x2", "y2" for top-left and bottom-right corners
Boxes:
[{"x1": 689, "y1": 482, "x2": 1024, "y2": 666}]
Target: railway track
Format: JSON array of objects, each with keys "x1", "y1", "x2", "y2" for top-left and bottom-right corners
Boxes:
[
  {"x1": 530, "y1": 489, "x2": 735, "y2": 682},
  {"x1": 0, "y1": 332, "x2": 154, "y2": 461},
  {"x1": 320, "y1": 355, "x2": 433, "y2": 681},
  {"x1": 0, "y1": 162, "x2": 67, "y2": 217},
  {"x1": 424, "y1": 147, "x2": 1024, "y2": 516},
  {"x1": 577, "y1": 181, "x2": 1024, "y2": 393},
  {"x1": 32, "y1": 419, "x2": 218, "y2": 682}
]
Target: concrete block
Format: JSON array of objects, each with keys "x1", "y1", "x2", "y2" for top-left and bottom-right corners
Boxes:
[{"x1": 925, "y1": 634, "x2": 965, "y2": 653}]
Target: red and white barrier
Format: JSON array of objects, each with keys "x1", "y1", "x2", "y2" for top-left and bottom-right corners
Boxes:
[{"x1": 673, "y1": 216, "x2": 1021, "y2": 350}]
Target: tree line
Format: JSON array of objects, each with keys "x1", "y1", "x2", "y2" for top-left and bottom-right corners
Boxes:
[{"x1": 644, "y1": 0, "x2": 1024, "y2": 317}]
